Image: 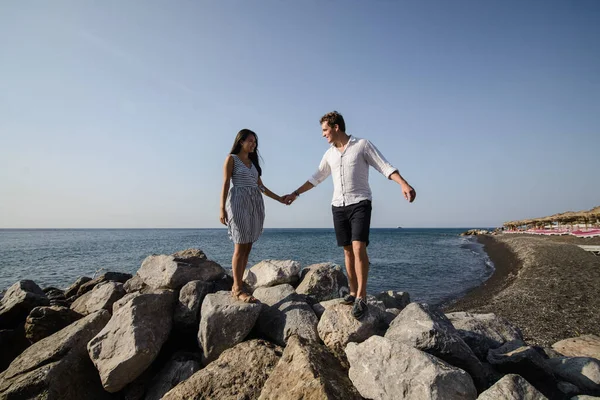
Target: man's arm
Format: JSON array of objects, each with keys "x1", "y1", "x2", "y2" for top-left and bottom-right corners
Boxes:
[
  {"x1": 283, "y1": 152, "x2": 330, "y2": 205},
  {"x1": 390, "y1": 171, "x2": 416, "y2": 203},
  {"x1": 364, "y1": 140, "x2": 416, "y2": 203}
]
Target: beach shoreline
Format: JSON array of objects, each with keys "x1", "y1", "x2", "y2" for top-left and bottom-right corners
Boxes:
[{"x1": 444, "y1": 233, "x2": 600, "y2": 346}]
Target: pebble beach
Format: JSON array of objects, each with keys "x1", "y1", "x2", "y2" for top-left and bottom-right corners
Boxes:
[{"x1": 445, "y1": 233, "x2": 600, "y2": 347}]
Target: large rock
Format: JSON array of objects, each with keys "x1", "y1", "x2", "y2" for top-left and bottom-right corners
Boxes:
[
  {"x1": 375, "y1": 290, "x2": 411, "y2": 310},
  {"x1": 25, "y1": 305, "x2": 82, "y2": 343},
  {"x1": 137, "y1": 249, "x2": 225, "y2": 290},
  {"x1": 385, "y1": 303, "x2": 487, "y2": 391},
  {"x1": 0, "y1": 280, "x2": 49, "y2": 329},
  {"x1": 553, "y1": 335, "x2": 600, "y2": 360},
  {"x1": 123, "y1": 274, "x2": 148, "y2": 294},
  {"x1": 64, "y1": 276, "x2": 92, "y2": 298},
  {"x1": 43, "y1": 287, "x2": 67, "y2": 307},
  {"x1": 477, "y1": 374, "x2": 548, "y2": 400},
  {"x1": 77, "y1": 271, "x2": 132, "y2": 297},
  {"x1": 0, "y1": 310, "x2": 111, "y2": 400},
  {"x1": 0, "y1": 324, "x2": 29, "y2": 372},
  {"x1": 162, "y1": 339, "x2": 282, "y2": 400},
  {"x1": 174, "y1": 280, "x2": 213, "y2": 329},
  {"x1": 488, "y1": 340, "x2": 557, "y2": 397},
  {"x1": 295, "y1": 262, "x2": 349, "y2": 302},
  {"x1": 243, "y1": 259, "x2": 301, "y2": 290},
  {"x1": 253, "y1": 283, "x2": 296, "y2": 305},
  {"x1": 87, "y1": 290, "x2": 175, "y2": 393},
  {"x1": 312, "y1": 298, "x2": 345, "y2": 319},
  {"x1": 144, "y1": 352, "x2": 201, "y2": 400},
  {"x1": 446, "y1": 311, "x2": 523, "y2": 360},
  {"x1": 258, "y1": 335, "x2": 362, "y2": 400},
  {"x1": 70, "y1": 281, "x2": 126, "y2": 315},
  {"x1": 198, "y1": 291, "x2": 262, "y2": 364},
  {"x1": 253, "y1": 284, "x2": 319, "y2": 346},
  {"x1": 317, "y1": 303, "x2": 386, "y2": 360},
  {"x1": 346, "y1": 335, "x2": 477, "y2": 400},
  {"x1": 547, "y1": 357, "x2": 600, "y2": 395}
]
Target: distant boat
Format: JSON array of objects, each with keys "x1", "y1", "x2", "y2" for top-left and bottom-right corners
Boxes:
[{"x1": 397, "y1": 226, "x2": 403, "y2": 229}]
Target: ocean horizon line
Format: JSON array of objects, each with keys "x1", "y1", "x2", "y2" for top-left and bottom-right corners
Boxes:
[{"x1": 0, "y1": 227, "x2": 494, "y2": 231}]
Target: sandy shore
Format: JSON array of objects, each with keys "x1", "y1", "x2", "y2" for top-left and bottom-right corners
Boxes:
[{"x1": 444, "y1": 233, "x2": 600, "y2": 347}]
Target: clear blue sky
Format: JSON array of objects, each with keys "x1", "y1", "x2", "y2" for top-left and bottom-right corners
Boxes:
[{"x1": 1, "y1": 0, "x2": 598, "y2": 228}]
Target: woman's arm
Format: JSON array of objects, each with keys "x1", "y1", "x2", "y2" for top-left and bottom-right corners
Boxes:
[
  {"x1": 257, "y1": 177, "x2": 284, "y2": 203},
  {"x1": 220, "y1": 156, "x2": 234, "y2": 225}
]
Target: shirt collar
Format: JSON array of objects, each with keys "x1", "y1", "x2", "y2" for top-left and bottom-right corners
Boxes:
[{"x1": 330, "y1": 134, "x2": 356, "y2": 148}]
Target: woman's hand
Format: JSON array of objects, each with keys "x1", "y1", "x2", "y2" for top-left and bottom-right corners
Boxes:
[{"x1": 220, "y1": 208, "x2": 228, "y2": 226}]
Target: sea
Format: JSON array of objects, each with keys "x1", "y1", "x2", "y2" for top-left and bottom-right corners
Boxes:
[{"x1": 0, "y1": 228, "x2": 494, "y2": 305}]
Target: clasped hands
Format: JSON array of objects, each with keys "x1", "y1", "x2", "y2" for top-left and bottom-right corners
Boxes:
[{"x1": 280, "y1": 193, "x2": 298, "y2": 206}]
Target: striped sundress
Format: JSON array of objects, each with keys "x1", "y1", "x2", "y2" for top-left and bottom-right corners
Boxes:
[{"x1": 226, "y1": 154, "x2": 265, "y2": 244}]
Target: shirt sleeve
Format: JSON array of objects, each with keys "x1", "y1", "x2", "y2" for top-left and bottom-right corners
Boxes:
[
  {"x1": 363, "y1": 140, "x2": 398, "y2": 178},
  {"x1": 308, "y1": 151, "x2": 331, "y2": 186}
]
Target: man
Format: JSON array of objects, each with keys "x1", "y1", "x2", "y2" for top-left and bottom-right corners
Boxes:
[{"x1": 283, "y1": 111, "x2": 416, "y2": 320}]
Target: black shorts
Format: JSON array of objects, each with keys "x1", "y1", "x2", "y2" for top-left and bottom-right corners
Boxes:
[{"x1": 332, "y1": 200, "x2": 372, "y2": 247}]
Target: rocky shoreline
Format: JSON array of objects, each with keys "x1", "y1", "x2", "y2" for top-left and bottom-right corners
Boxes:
[{"x1": 1, "y1": 247, "x2": 599, "y2": 399}]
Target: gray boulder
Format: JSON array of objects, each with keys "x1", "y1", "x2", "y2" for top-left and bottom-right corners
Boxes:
[
  {"x1": 385, "y1": 303, "x2": 487, "y2": 391},
  {"x1": 174, "y1": 280, "x2": 213, "y2": 329},
  {"x1": 547, "y1": 357, "x2": 600, "y2": 395},
  {"x1": 43, "y1": 287, "x2": 67, "y2": 307},
  {"x1": 77, "y1": 272, "x2": 132, "y2": 297},
  {"x1": 0, "y1": 280, "x2": 49, "y2": 329},
  {"x1": 553, "y1": 335, "x2": 600, "y2": 360},
  {"x1": 477, "y1": 374, "x2": 547, "y2": 400},
  {"x1": 446, "y1": 311, "x2": 523, "y2": 360},
  {"x1": 488, "y1": 340, "x2": 557, "y2": 397},
  {"x1": 0, "y1": 324, "x2": 29, "y2": 372},
  {"x1": 243, "y1": 259, "x2": 301, "y2": 290},
  {"x1": 258, "y1": 335, "x2": 362, "y2": 400},
  {"x1": 346, "y1": 335, "x2": 477, "y2": 400},
  {"x1": 198, "y1": 291, "x2": 262, "y2": 364},
  {"x1": 559, "y1": 381, "x2": 583, "y2": 397},
  {"x1": 25, "y1": 305, "x2": 82, "y2": 343},
  {"x1": 295, "y1": 262, "x2": 349, "y2": 302},
  {"x1": 312, "y1": 298, "x2": 345, "y2": 319},
  {"x1": 64, "y1": 276, "x2": 92, "y2": 298},
  {"x1": 0, "y1": 310, "x2": 111, "y2": 400},
  {"x1": 70, "y1": 281, "x2": 126, "y2": 315},
  {"x1": 253, "y1": 284, "x2": 319, "y2": 346},
  {"x1": 317, "y1": 302, "x2": 386, "y2": 360},
  {"x1": 375, "y1": 290, "x2": 410, "y2": 310},
  {"x1": 123, "y1": 274, "x2": 148, "y2": 293},
  {"x1": 87, "y1": 290, "x2": 175, "y2": 393},
  {"x1": 162, "y1": 339, "x2": 282, "y2": 400},
  {"x1": 144, "y1": 352, "x2": 201, "y2": 400},
  {"x1": 137, "y1": 249, "x2": 225, "y2": 290}
]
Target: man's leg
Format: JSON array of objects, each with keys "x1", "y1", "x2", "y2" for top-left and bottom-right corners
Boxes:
[
  {"x1": 352, "y1": 241, "x2": 369, "y2": 299},
  {"x1": 343, "y1": 245, "x2": 357, "y2": 297}
]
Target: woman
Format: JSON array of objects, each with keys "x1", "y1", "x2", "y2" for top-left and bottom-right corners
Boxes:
[{"x1": 220, "y1": 129, "x2": 284, "y2": 302}]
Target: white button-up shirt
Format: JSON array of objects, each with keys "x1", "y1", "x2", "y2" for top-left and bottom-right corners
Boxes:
[{"x1": 308, "y1": 136, "x2": 397, "y2": 207}]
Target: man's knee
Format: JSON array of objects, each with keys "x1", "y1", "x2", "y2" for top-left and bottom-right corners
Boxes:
[{"x1": 351, "y1": 240, "x2": 367, "y2": 252}]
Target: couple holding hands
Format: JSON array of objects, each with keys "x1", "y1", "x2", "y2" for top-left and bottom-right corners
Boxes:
[{"x1": 219, "y1": 111, "x2": 416, "y2": 320}]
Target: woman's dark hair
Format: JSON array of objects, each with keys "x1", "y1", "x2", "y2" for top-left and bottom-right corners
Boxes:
[{"x1": 229, "y1": 129, "x2": 262, "y2": 176}]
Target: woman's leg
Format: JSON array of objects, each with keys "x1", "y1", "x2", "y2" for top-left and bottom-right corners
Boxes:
[{"x1": 231, "y1": 243, "x2": 250, "y2": 293}]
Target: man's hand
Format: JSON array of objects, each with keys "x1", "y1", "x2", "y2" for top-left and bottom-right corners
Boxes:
[
  {"x1": 401, "y1": 183, "x2": 416, "y2": 203},
  {"x1": 282, "y1": 194, "x2": 296, "y2": 205}
]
